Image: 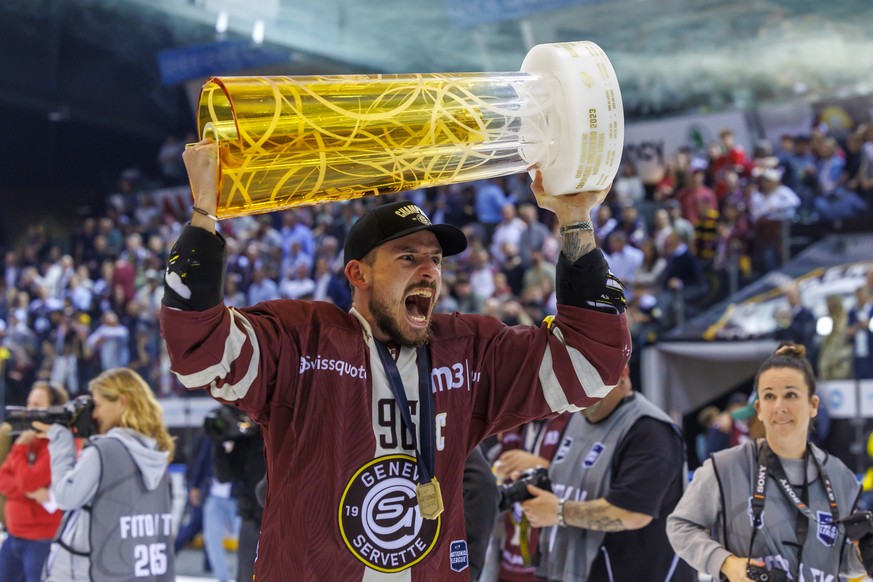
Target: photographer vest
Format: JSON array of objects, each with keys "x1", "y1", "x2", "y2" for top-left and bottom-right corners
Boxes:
[
  {"x1": 538, "y1": 393, "x2": 680, "y2": 581},
  {"x1": 498, "y1": 414, "x2": 572, "y2": 582},
  {"x1": 89, "y1": 438, "x2": 174, "y2": 581},
  {"x1": 711, "y1": 440, "x2": 858, "y2": 580}
]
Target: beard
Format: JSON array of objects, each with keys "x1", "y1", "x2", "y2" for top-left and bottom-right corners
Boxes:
[{"x1": 369, "y1": 288, "x2": 431, "y2": 348}]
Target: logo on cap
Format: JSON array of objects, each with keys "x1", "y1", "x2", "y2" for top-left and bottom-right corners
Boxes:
[{"x1": 395, "y1": 204, "x2": 432, "y2": 225}]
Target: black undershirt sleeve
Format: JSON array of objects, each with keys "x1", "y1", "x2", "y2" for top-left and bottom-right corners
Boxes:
[
  {"x1": 162, "y1": 225, "x2": 227, "y2": 311},
  {"x1": 605, "y1": 417, "x2": 685, "y2": 518},
  {"x1": 556, "y1": 248, "x2": 626, "y2": 314}
]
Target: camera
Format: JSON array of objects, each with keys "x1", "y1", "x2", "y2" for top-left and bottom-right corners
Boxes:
[
  {"x1": 203, "y1": 405, "x2": 258, "y2": 441},
  {"x1": 746, "y1": 563, "x2": 789, "y2": 582},
  {"x1": 498, "y1": 466, "x2": 552, "y2": 512},
  {"x1": 4, "y1": 395, "x2": 97, "y2": 438},
  {"x1": 840, "y1": 510, "x2": 873, "y2": 541},
  {"x1": 840, "y1": 511, "x2": 873, "y2": 577}
]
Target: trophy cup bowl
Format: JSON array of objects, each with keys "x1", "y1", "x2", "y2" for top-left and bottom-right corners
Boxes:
[{"x1": 195, "y1": 40, "x2": 624, "y2": 219}]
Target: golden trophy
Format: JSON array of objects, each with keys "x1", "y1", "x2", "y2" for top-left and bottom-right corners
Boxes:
[{"x1": 196, "y1": 41, "x2": 624, "y2": 219}]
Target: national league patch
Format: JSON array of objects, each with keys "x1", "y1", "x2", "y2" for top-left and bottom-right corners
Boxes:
[
  {"x1": 449, "y1": 540, "x2": 468, "y2": 572},
  {"x1": 816, "y1": 511, "x2": 837, "y2": 547}
]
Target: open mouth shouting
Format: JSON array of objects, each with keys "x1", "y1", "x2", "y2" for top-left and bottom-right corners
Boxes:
[{"x1": 405, "y1": 287, "x2": 434, "y2": 326}]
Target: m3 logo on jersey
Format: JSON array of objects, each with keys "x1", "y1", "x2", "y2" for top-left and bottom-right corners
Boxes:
[
  {"x1": 339, "y1": 455, "x2": 440, "y2": 572},
  {"x1": 431, "y1": 360, "x2": 479, "y2": 393},
  {"x1": 816, "y1": 511, "x2": 837, "y2": 547},
  {"x1": 582, "y1": 442, "x2": 605, "y2": 468}
]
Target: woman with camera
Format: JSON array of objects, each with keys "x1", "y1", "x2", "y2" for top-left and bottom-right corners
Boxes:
[
  {"x1": 0, "y1": 382, "x2": 68, "y2": 582},
  {"x1": 667, "y1": 343, "x2": 868, "y2": 582},
  {"x1": 32, "y1": 367, "x2": 176, "y2": 582}
]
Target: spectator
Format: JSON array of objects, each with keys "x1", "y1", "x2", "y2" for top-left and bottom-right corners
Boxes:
[
  {"x1": 818, "y1": 294, "x2": 853, "y2": 380},
  {"x1": 848, "y1": 285, "x2": 873, "y2": 379},
  {"x1": 705, "y1": 391, "x2": 753, "y2": 456},
  {"x1": 85, "y1": 310, "x2": 130, "y2": 371},
  {"x1": 490, "y1": 204, "x2": 525, "y2": 265},
  {"x1": 675, "y1": 167, "x2": 717, "y2": 224},
  {"x1": 692, "y1": 196, "x2": 719, "y2": 268},
  {"x1": 207, "y1": 405, "x2": 266, "y2": 582},
  {"x1": 592, "y1": 204, "x2": 617, "y2": 245},
  {"x1": 517, "y1": 203, "x2": 552, "y2": 268},
  {"x1": 695, "y1": 405, "x2": 721, "y2": 465},
  {"x1": 278, "y1": 261, "x2": 316, "y2": 300},
  {"x1": 173, "y1": 435, "x2": 213, "y2": 572},
  {"x1": 713, "y1": 199, "x2": 750, "y2": 276},
  {"x1": 659, "y1": 232, "x2": 706, "y2": 325},
  {"x1": 615, "y1": 202, "x2": 647, "y2": 249},
  {"x1": 612, "y1": 160, "x2": 645, "y2": 208},
  {"x1": 475, "y1": 178, "x2": 515, "y2": 239},
  {"x1": 605, "y1": 231, "x2": 644, "y2": 299},
  {"x1": 772, "y1": 284, "x2": 817, "y2": 365},
  {"x1": 0, "y1": 382, "x2": 69, "y2": 582},
  {"x1": 665, "y1": 200, "x2": 695, "y2": 248},
  {"x1": 246, "y1": 267, "x2": 279, "y2": 306}
]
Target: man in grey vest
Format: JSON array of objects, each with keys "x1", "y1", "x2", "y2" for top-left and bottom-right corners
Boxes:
[{"x1": 519, "y1": 365, "x2": 695, "y2": 582}]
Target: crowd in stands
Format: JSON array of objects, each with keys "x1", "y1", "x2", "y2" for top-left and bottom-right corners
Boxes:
[{"x1": 2, "y1": 120, "x2": 872, "y2": 421}]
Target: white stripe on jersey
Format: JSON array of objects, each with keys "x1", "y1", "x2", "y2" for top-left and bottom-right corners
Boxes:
[
  {"x1": 172, "y1": 308, "x2": 260, "y2": 401},
  {"x1": 539, "y1": 326, "x2": 616, "y2": 414}
]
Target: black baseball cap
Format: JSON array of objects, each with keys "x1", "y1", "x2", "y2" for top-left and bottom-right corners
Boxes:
[{"x1": 343, "y1": 201, "x2": 467, "y2": 265}]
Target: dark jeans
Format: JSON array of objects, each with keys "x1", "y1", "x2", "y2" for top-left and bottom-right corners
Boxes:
[
  {"x1": 236, "y1": 518, "x2": 261, "y2": 582},
  {"x1": 0, "y1": 534, "x2": 52, "y2": 582}
]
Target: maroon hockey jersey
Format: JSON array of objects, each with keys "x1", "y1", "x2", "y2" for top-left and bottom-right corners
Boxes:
[{"x1": 161, "y1": 299, "x2": 629, "y2": 581}]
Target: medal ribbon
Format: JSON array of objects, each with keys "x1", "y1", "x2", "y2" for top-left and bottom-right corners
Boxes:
[{"x1": 374, "y1": 342, "x2": 436, "y2": 486}]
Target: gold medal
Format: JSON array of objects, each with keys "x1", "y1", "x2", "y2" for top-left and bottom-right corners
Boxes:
[{"x1": 416, "y1": 478, "x2": 444, "y2": 520}]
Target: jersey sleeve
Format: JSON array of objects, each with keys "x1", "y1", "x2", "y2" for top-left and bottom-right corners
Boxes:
[
  {"x1": 462, "y1": 269, "x2": 630, "y2": 442},
  {"x1": 160, "y1": 300, "x2": 302, "y2": 423}
]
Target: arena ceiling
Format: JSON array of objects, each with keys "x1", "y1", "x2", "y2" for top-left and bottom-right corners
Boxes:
[{"x1": 1, "y1": 0, "x2": 872, "y2": 233}]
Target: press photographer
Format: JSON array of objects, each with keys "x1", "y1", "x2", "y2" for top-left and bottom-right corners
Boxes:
[
  {"x1": 0, "y1": 382, "x2": 69, "y2": 581},
  {"x1": 203, "y1": 404, "x2": 266, "y2": 582},
  {"x1": 522, "y1": 365, "x2": 695, "y2": 581},
  {"x1": 498, "y1": 467, "x2": 552, "y2": 513},
  {"x1": 35, "y1": 367, "x2": 176, "y2": 581},
  {"x1": 667, "y1": 344, "x2": 867, "y2": 582},
  {"x1": 5, "y1": 394, "x2": 96, "y2": 438}
]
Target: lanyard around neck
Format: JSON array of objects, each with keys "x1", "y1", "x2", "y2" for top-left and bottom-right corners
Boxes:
[
  {"x1": 747, "y1": 441, "x2": 839, "y2": 576},
  {"x1": 751, "y1": 441, "x2": 839, "y2": 524},
  {"x1": 374, "y1": 342, "x2": 436, "y2": 485}
]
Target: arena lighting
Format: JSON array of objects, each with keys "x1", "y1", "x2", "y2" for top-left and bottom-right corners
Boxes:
[
  {"x1": 252, "y1": 19, "x2": 265, "y2": 45},
  {"x1": 215, "y1": 10, "x2": 229, "y2": 34},
  {"x1": 816, "y1": 316, "x2": 833, "y2": 336}
]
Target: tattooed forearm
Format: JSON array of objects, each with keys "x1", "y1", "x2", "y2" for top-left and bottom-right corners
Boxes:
[
  {"x1": 561, "y1": 231, "x2": 596, "y2": 262},
  {"x1": 564, "y1": 499, "x2": 628, "y2": 532}
]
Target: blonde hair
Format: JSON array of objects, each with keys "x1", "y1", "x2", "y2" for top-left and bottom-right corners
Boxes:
[{"x1": 89, "y1": 368, "x2": 175, "y2": 461}]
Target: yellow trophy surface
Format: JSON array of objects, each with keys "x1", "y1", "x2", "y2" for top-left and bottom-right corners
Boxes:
[{"x1": 197, "y1": 41, "x2": 624, "y2": 219}]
